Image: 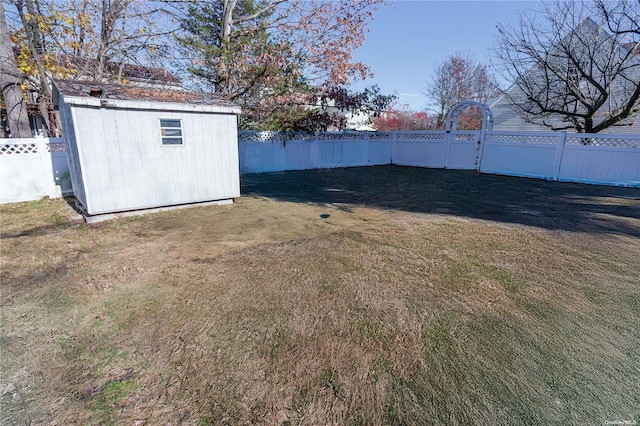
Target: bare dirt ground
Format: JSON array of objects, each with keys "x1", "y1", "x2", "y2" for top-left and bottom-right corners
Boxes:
[{"x1": 1, "y1": 166, "x2": 639, "y2": 425}]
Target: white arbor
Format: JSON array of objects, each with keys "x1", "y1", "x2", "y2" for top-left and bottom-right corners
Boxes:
[{"x1": 445, "y1": 101, "x2": 494, "y2": 170}]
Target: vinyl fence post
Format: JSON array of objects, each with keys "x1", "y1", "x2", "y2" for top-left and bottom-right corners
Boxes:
[
  {"x1": 391, "y1": 130, "x2": 397, "y2": 165},
  {"x1": 552, "y1": 132, "x2": 567, "y2": 181},
  {"x1": 365, "y1": 130, "x2": 370, "y2": 166},
  {"x1": 37, "y1": 138, "x2": 60, "y2": 198},
  {"x1": 443, "y1": 130, "x2": 452, "y2": 169}
]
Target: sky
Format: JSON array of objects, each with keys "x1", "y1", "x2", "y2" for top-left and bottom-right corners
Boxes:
[{"x1": 351, "y1": 0, "x2": 541, "y2": 111}]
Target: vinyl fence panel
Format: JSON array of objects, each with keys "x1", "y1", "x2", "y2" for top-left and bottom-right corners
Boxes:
[{"x1": 0, "y1": 138, "x2": 72, "y2": 204}]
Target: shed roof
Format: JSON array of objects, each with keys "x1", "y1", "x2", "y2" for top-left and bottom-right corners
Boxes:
[{"x1": 53, "y1": 79, "x2": 241, "y2": 114}]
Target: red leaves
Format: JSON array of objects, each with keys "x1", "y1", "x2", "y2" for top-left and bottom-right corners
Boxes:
[{"x1": 373, "y1": 106, "x2": 434, "y2": 131}]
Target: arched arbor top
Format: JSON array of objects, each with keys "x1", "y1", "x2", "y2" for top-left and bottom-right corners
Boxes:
[{"x1": 445, "y1": 101, "x2": 494, "y2": 133}]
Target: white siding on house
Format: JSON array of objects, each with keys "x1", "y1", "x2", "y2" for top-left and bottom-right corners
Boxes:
[
  {"x1": 608, "y1": 117, "x2": 640, "y2": 135},
  {"x1": 491, "y1": 18, "x2": 640, "y2": 135},
  {"x1": 490, "y1": 95, "x2": 554, "y2": 132},
  {"x1": 491, "y1": 93, "x2": 640, "y2": 134}
]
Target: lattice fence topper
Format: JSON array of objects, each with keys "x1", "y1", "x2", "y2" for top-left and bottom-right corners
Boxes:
[
  {"x1": 238, "y1": 131, "x2": 394, "y2": 142},
  {"x1": 238, "y1": 131, "x2": 279, "y2": 142},
  {"x1": 47, "y1": 142, "x2": 67, "y2": 153},
  {"x1": 453, "y1": 132, "x2": 480, "y2": 141},
  {"x1": 238, "y1": 130, "x2": 640, "y2": 147},
  {"x1": 0, "y1": 143, "x2": 39, "y2": 155},
  {"x1": 395, "y1": 132, "x2": 446, "y2": 141},
  {"x1": 277, "y1": 131, "x2": 315, "y2": 141},
  {"x1": 368, "y1": 133, "x2": 393, "y2": 140},
  {"x1": 565, "y1": 135, "x2": 640, "y2": 148},
  {"x1": 316, "y1": 132, "x2": 372, "y2": 140},
  {"x1": 487, "y1": 134, "x2": 558, "y2": 145}
]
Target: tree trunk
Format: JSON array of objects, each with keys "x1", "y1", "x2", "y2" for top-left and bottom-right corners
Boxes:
[
  {"x1": 584, "y1": 116, "x2": 594, "y2": 133},
  {"x1": 15, "y1": 0, "x2": 55, "y2": 136},
  {"x1": 222, "y1": 0, "x2": 238, "y2": 43},
  {"x1": 0, "y1": 3, "x2": 31, "y2": 137}
]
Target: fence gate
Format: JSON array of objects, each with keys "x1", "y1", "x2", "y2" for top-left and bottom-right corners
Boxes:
[{"x1": 444, "y1": 101, "x2": 493, "y2": 170}]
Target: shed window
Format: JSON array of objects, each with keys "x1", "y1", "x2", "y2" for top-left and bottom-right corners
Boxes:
[{"x1": 160, "y1": 119, "x2": 183, "y2": 145}]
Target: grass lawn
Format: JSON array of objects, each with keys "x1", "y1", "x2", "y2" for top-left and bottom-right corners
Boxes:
[{"x1": 1, "y1": 166, "x2": 639, "y2": 425}]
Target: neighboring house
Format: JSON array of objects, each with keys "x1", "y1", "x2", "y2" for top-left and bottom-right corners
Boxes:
[
  {"x1": 0, "y1": 55, "x2": 181, "y2": 137},
  {"x1": 491, "y1": 18, "x2": 640, "y2": 134},
  {"x1": 56, "y1": 56, "x2": 181, "y2": 90},
  {"x1": 490, "y1": 86, "x2": 640, "y2": 134},
  {"x1": 305, "y1": 97, "x2": 376, "y2": 131},
  {"x1": 53, "y1": 79, "x2": 241, "y2": 218},
  {"x1": 345, "y1": 111, "x2": 375, "y2": 131}
]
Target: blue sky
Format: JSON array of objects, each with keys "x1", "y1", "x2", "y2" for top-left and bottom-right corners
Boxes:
[{"x1": 351, "y1": 0, "x2": 540, "y2": 111}]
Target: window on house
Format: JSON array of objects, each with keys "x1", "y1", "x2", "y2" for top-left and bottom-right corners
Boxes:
[{"x1": 160, "y1": 119, "x2": 183, "y2": 145}]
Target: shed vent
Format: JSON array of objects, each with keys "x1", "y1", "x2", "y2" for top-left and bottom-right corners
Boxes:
[{"x1": 89, "y1": 88, "x2": 103, "y2": 98}]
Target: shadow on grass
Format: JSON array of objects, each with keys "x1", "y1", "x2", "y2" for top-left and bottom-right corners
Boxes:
[
  {"x1": 0, "y1": 197, "x2": 83, "y2": 239},
  {"x1": 241, "y1": 165, "x2": 640, "y2": 237}
]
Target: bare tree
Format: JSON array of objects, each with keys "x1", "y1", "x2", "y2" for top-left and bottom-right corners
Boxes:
[
  {"x1": 597, "y1": 0, "x2": 640, "y2": 38},
  {"x1": 5, "y1": 0, "x2": 177, "y2": 135},
  {"x1": 424, "y1": 52, "x2": 498, "y2": 129},
  {"x1": 82, "y1": 0, "x2": 176, "y2": 81},
  {"x1": 494, "y1": 0, "x2": 640, "y2": 133},
  {"x1": 1, "y1": 2, "x2": 31, "y2": 137}
]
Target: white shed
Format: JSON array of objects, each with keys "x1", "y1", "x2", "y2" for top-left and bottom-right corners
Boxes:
[{"x1": 53, "y1": 79, "x2": 241, "y2": 217}]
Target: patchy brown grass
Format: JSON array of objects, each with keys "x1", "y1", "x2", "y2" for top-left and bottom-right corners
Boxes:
[{"x1": 1, "y1": 167, "x2": 639, "y2": 425}]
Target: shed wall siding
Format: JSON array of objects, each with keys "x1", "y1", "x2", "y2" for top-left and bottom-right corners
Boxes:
[
  {"x1": 72, "y1": 106, "x2": 239, "y2": 215},
  {"x1": 58, "y1": 99, "x2": 88, "y2": 208}
]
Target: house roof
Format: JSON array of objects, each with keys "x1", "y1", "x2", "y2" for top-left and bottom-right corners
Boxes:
[
  {"x1": 105, "y1": 63, "x2": 180, "y2": 86},
  {"x1": 57, "y1": 56, "x2": 181, "y2": 86},
  {"x1": 53, "y1": 79, "x2": 241, "y2": 114},
  {"x1": 13, "y1": 48, "x2": 182, "y2": 86}
]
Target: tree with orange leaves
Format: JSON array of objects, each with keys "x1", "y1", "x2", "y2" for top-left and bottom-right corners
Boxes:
[{"x1": 178, "y1": 0, "x2": 392, "y2": 130}]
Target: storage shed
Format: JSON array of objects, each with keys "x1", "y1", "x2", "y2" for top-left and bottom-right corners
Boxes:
[{"x1": 53, "y1": 79, "x2": 241, "y2": 218}]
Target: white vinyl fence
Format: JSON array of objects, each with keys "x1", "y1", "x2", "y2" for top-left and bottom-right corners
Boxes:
[
  {"x1": 2, "y1": 130, "x2": 638, "y2": 205},
  {"x1": 238, "y1": 130, "x2": 486, "y2": 173},
  {"x1": 239, "y1": 130, "x2": 640, "y2": 187},
  {"x1": 0, "y1": 138, "x2": 72, "y2": 204},
  {"x1": 238, "y1": 131, "x2": 393, "y2": 172},
  {"x1": 392, "y1": 130, "x2": 480, "y2": 169},
  {"x1": 480, "y1": 131, "x2": 640, "y2": 186}
]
